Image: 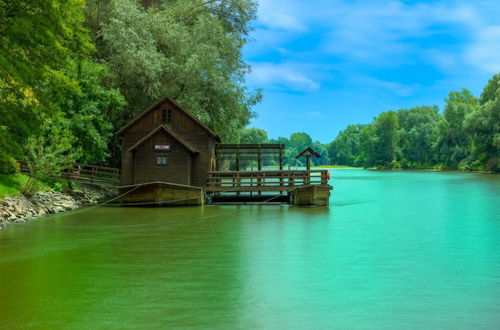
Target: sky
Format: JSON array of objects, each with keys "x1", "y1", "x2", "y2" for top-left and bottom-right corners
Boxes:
[{"x1": 243, "y1": 0, "x2": 500, "y2": 143}]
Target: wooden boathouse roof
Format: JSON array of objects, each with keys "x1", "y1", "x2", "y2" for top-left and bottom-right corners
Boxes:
[
  {"x1": 295, "y1": 147, "x2": 321, "y2": 159},
  {"x1": 117, "y1": 95, "x2": 222, "y2": 142},
  {"x1": 127, "y1": 124, "x2": 199, "y2": 154}
]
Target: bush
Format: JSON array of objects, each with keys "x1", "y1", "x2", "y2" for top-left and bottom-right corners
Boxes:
[
  {"x1": 0, "y1": 156, "x2": 20, "y2": 174},
  {"x1": 53, "y1": 182, "x2": 63, "y2": 192}
]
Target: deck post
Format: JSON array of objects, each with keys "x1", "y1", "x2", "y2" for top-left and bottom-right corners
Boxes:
[
  {"x1": 279, "y1": 145, "x2": 283, "y2": 170},
  {"x1": 257, "y1": 145, "x2": 262, "y2": 196},
  {"x1": 279, "y1": 146, "x2": 284, "y2": 194},
  {"x1": 237, "y1": 172, "x2": 241, "y2": 197},
  {"x1": 257, "y1": 144, "x2": 262, "y2": 171},
  {"x1": 236, "y1": 145, "x2": 240, "y2": 171}
]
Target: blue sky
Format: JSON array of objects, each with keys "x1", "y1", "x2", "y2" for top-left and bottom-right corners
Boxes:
[{"x1": 243, "y1": 0, "x2": 500, "y2": 143}]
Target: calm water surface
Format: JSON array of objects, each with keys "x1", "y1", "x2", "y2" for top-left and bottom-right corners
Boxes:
[{"x1": 1, "y1": 170, "x2": 499, "y2": 329}]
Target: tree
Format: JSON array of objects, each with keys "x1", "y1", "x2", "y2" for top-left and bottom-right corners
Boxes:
[
  {"x1": 0, "y1": 0, "x2": 93, "y2": 161},
  {"x1": 370, "y1": 111, "x2": 399, "y2": 167},
  {"x1": 396, "y1": 106, "x2": 440, "y2": 166},
  {"x1": 465, "y1": 75, "x2": 500, "y2": 171},
  {"x1": 432, "y1": 90, "x2": 477, "y2": 168},
  {"x1": 54, "y1": 60, "x2": 127, "y2": 164},
  {"x1": 239, "y1": 127, "x2": 269, "y2": 144},
  {"x1": 22, "y1": 119, "x2": 79, "y2": 195},
  {"x1": 85, "y1": 0, "x2": 261, "y2": 142},
  {"x1": 328, "y1": 124, "x2": 364, "y2": 166}
]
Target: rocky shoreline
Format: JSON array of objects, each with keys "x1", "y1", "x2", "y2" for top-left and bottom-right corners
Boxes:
[{"x1": 0, "y1": 186, "x2": 117, "y2": 229}]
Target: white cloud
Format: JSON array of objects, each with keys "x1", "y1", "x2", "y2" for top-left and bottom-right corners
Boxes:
[
  {"x1": 248, "y1": 62, "x2": 320, "y2": 92},
  {"x1": 466, "y1": 26, "x2": 500, "y2": 73},
  {"x1": 256, "y1": 0, "x2": 307, "y2": 32},
  {"x1": 305, "y1": 111, "x2": 327, "y2": 119},
  {"x1": 246, "y1": 0, "x2": 500, "y2": 93},
  {"x1": 352, "y1": 76, "x2": 418, "y2": 97}
]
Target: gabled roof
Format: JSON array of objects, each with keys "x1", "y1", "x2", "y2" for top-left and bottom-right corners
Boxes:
[
  {"x1": 128, "y1": 125, "x2": 199, "y2": 154},
  {"x1": 117, "y1": 95, "x2": 222, "y2": 142},
  {"x1": 295, "y1": 147, "x2": 321, "y2": 159}
]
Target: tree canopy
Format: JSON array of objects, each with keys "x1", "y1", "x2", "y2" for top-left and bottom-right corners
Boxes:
[{"x1": 85, "y1": 0, "x2": 261, "y2": 142}]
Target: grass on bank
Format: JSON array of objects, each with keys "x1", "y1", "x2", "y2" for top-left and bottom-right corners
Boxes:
[
  {"x1": 0, "y1": 174, "x2": 72, "y2": 199},
  {"x1": 311, "y1": 165, "x2": 359, "y2": 169}
]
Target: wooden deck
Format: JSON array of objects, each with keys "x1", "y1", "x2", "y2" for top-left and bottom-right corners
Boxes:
[{"x1": 205, "y1": 170, "x2": 329, "y2": 193}]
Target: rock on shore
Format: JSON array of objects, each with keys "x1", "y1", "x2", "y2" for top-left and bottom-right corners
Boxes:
[{"x1": 0, "y1": 187, "x2": 116, "y2": 229}]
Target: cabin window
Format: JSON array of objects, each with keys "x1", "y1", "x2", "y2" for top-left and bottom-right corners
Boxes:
[
  {"x1": 162, "y1": 109, "x2": 172, "y2": 124},
  {"x1": 156, "y1": 155, "x2": 168, "y2": 166}
]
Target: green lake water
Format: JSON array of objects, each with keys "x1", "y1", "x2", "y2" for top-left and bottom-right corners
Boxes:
[{"x1": 0, "y1": 170, "x2": 499, "y2": 329}]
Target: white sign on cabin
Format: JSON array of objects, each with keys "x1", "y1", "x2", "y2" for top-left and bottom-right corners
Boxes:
[{"x1": 154, "y1": 144, "x2": 171, "y2": 151}]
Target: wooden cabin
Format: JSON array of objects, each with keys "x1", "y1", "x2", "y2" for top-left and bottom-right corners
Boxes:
[{"x1": 117, "y1": 96, "x2": 221, "y2": 188}]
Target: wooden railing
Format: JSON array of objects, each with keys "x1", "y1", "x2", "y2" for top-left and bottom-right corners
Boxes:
[
  {"x1": 60, "y1": 163, "x2": 120, "y2": 185},
  {"x1": 205, "y1": 170, "x2": 329, "y2": 192},
  {"x1": 21, "y1": 163, "x2": 120, "y2": 185}
]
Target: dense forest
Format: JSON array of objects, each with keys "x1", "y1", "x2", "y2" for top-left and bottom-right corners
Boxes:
[{"x1": 0, "y1": 0, "x2": 498, "y2": 181}]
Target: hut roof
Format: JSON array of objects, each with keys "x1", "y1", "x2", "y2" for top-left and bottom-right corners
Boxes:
[
  {"x1": 128, "y1": 125, "x2": 199, "y2": 154},
  {"x1": 117, "y1": 95, "x2": 222, "y2": 142},
  {"x1": 295, "y1": 147, "x2": 321, "y2": 159}
]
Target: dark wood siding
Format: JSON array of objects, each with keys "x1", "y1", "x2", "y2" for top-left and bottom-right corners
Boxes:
[{"x1": 133, "y1": 130, "x2": 192, "y2": 185}]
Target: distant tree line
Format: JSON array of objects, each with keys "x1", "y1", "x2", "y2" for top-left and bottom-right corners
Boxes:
[
  {"x1": 245, "y1": 75, "x2": 499, "y2": 172},
  {"x1": 328, "y1": 77, "x2": 499, "y2": 172}
]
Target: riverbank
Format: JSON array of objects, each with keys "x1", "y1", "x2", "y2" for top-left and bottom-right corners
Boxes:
[
  {"x1": 313, "y1": 165, "x2": 496, "y2": 174},
  {"x1": 363, "y1": 167, "x2": 497, "y2": 174},
  {"x1": 0, "y1": 185, "x2": 116, "y2": 229}
]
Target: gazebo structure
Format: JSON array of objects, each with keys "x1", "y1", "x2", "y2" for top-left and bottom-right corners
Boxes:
[{"x1": 295, "y1": 147, "x2": 321, "y2": 170}]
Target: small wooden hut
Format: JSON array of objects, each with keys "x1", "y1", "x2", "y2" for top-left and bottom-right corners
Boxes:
[{"x1": 117, "y1": 96, "x2": 221, "y2": 189}]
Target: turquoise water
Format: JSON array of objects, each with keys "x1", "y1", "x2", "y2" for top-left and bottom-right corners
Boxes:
[{"x1": 0, "y1": 170, "x2": 499, "y2": 329}]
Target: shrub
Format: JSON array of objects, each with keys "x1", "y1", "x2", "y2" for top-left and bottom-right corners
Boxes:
[
  {"x1": 0, "y1": 156, "x2": 20, "y2": 174},
  {"x1": 53, "y1": 182, "x2": 63, "y2": 192}
]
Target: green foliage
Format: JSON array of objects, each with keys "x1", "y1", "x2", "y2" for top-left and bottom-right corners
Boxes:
[
  {"x1": 239, "y1": 128, "x2": 269, "y2": 144},
  {"x1": 85, "y1": 0, "x2": 261, "y2": 142},
  {"x1": 0, "y1": 0, "x2": 94, "y2": 160},
  {"x1": 328, "y1": 124, "x2": 365, "y2": 166},
  {"x1": 465, "y1": 74, "x2": 500, "y2": 172},
  {"x1": 55, "y1": 60, "x2": 127, "y2": 164},
  {"x1": 53, "y1": 182, "x2": 63, "y2": 192},
  {"x1": 0, "y1": 156, "x2": 20, "y2": 174},
  {"x1": 396, "y1": 106, "x2": 439, "y2": 166},
  {"x1": 356, "y1": 111, "x2": 399, "y2": 168},
  {"x1": 22, "y1": 119, "x2": 79, "y2": 194}
]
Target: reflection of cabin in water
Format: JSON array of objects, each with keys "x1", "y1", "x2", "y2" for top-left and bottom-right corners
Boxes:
[{"x1": 117, "y1": 96, "x2": 332, "y2": 206}]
